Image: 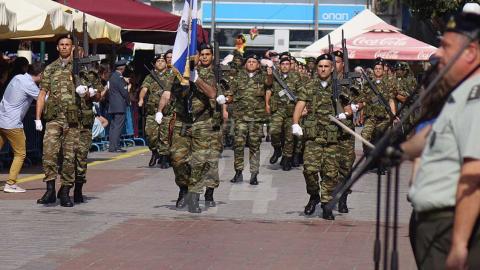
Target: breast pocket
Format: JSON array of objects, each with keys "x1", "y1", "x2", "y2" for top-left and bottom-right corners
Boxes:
[{"x1": 428, "y1": 118, "x2": 454, "y2": 154}]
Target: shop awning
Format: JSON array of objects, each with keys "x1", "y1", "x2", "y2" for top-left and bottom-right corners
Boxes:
[
  {"x1": 64, "y1": 0, "x2": 208, "y2": 44},
  {"x1": 337, "y1": 22, "x2": 437, "y2": 61},
  {"x1": 0, "y1": 1, "x2": 16, "y2": 32}
]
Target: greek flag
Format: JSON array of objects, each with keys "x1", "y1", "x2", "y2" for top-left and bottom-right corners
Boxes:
[{"x1": 172, "y1": 0, "x2": 198, "y2": 76}]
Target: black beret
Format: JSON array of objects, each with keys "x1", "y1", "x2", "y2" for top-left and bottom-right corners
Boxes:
[
  {"x1": 199, "y1": 43, "x2": 214, "y2": 53},
  {"x1": 316, "y1": 53, "x2": 333, "y2": 64},
  {"x1": 445, "y1": 11, "x2": 480, "y2": 39},
  {"x1": 165, "y1": 49, "x2": 173, "y2": 55},
  {"x1": 306, "y1": 57, "x2": 316, "y2": 63},
  {"x1": 374, "y1": 61, "x2": 385, "y2": 67},
  {"x1": 279, "y1": 57, "x2": 291, "y2": 64},
  {"x1": 56, "y1": 34, "x2": 73, "y2": 44},
  {"x1": 332, "y1": 50, "x2": 344, "y2": 59},
  {"x1": 279, "y1": 51, "x2": 291, "y2": 59},
  {"x1": 245, "y1": 54, "x2": 259, "y2": 62},
  {"x1": 115, "y1": 59, "x2": 128, "y2": 67},
  {"x1": 153, "y1": 54, "x2": 166, "y2": 63}
]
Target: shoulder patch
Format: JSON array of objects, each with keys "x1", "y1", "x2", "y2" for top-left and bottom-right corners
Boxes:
[{"x1": 467, "y1": 85, "x2": 480, "y2": 101}]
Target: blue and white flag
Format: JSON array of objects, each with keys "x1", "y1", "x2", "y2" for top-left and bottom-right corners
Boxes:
[{"x1": 172, "y1": 0, "x2": 198, "y2": 76}]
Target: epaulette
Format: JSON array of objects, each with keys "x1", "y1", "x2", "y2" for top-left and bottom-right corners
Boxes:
[{"x1": 467, "y1": 84, "x2": 480, "y2": 101}]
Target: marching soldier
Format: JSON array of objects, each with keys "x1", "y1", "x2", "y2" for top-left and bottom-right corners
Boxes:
[
  {"x1": 35, "y1": 35, "x2": 90, "y2": 207},
  {"x1": 225, "y1": 54, "x2": 273, "y2": 185},
  {"x1": 138, "y1": 54, "x2": 174, "y2": 168},
  {"x1": 266, "y1": 56, "x2": 303, "y2": 171},
  {"x1": 292, "y1": 54, "x2": 349, "y2": 220},
  {"x1": 158, "y1": 43, "x2": 218, "y2": 213},
  {"x1": 359, "y1": 61, "x2": 397, "y2": 160},
  {"x1": 74, "y1": 62, "x2": 102, "y2": 203},
  {"x1": 332, "y1": 50, "x2": 358, "y2": 213},
  {"x1": 394, "y1": 61, "x2": 417, "y2": 106}
]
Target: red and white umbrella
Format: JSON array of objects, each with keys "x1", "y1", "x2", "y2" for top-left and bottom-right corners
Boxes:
[{"x1": 338, "y1": 22, "x2": 437, "y2": 61}]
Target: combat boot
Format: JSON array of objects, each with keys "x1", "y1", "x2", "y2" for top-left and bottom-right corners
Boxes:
[
  {"x1": 37, "y1": 180, "x2": 56, "y2": 204},
  {"x1": 148, "y1": 150, "x2": 159, "y2": 167},
  {"x1": 269, "y1": 147, "x2": 282, "y2": 164},
  {"x1": 204, "y1": 187, "x2": 216, "y2": 207},
  {"x1": 58, "y1": 185, "x2": 73, "y2": 207},
  {"x1": 230, "y1": 170, "x2": 243, "y2": 183},
  {"x1": 282, "y1": 157, "x2": 292, "y2": 171},
  {"x1": 176, "y1": 186, "x2": 188, "y2": 208},
  {"x1": 159, "y1": 155, "x2": 169, "y2": 169},
  {"x1": 338, "y1": 192, "x2": 349, "y2": 213},
  {"x1": 187, "y1": 192, "x2": 202, "y2": 213},
  {"x1": 304, "y1": 194, "x2": 320, "y2": 215},
  {"x1": 73, "y1": 182, "x2": 84, "y2": 203},
  {"x1": 321, "y1": 204, "x2": 335, "y2": 220},
  {"x1": 56, "y1": 185, "x2": 64, "y2": 199},
  {"x1": 249, "y1": 173, "x2": 258, "y2": 185},
  {"x1": 292, "y1": 153, "x2": 301, "y2": 167}
]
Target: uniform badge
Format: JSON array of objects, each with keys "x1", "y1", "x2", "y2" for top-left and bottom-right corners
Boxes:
[{"x1": 467, "y1": 85, "x2": 480, "y2": 101}]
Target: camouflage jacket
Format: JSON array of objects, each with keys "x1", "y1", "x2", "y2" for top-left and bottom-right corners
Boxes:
[
  {"x1": 78, "y1": 69, "x2": 103, "y2": 129},
  {"x1": 395, "y1": 74, "x2": 417, "y2": 101},
  {"x1": 270, "y1": 71, "x2": 303, "y2": 115},
  {"x1": 226, "y1": 69, "x2": 268, "y2": 122},
  {"x1": 298, "y1": 76, "x2": 340, "y2": 144},
  {"x1": 40, "y1": 58, "x2": 80, "y2": 122},
  {"x1": 359, "y1": 76, "x2": 395, "y2": 118},
  {"x1": 141, "y1": 69, "x2": 174, "y2": 115}
]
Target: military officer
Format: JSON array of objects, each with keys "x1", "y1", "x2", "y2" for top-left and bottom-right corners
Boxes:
[
  {"x1": 139, "y1": 54, "x2": 174, "y2": 168},
  {"x1": 225, "y1": 54, "x2": 273, "y2": 185},
  {"x1": 266, "y1": 56, "x2": 303, "y2": 171},
  {"x1": 35, "y1": 35, "x2": 89, "y2": 207},
  {"x1": 292, "y1": 54, "x2": 349, "y2": 220}
]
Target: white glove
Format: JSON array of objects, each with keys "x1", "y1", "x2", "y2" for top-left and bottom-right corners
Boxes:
[
  {"x1": 75, "y1": 85, "x2": 88, "y2": 97},
  {"x1": 337, "y1": 113, "x2": 347, "y2": 120},
  {"x1": 189, "y1": 70, "x2": 198, "y2": 83},
  {"x1": 34, "y1": 120, "x2": 43, "y2": 131},
  {"x1": 216, "y1": 95, "x2": 226, "y2": 105},
  {"x1": 292, "y1": 124, "x2": 303, "y2": 136},
  {"x1": 351, "y1": 103, "x2": 359, "y2": 113},
  {"x1": 155, "y1": 112, "x2": 163, "y2": 124},
  {"x1": 260, "y1": 59, "x2": 273, "y2": 68},
  {"x1": 88, "y1": 87, "x2": 97, "y2": 97}
]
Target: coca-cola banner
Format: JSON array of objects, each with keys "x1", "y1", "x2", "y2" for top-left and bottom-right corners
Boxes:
[{"x1": 338, "y1": 30, "x2": 437, "y2": 61}]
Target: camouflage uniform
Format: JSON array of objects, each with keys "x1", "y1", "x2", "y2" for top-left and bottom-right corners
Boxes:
[
  {"x1": 360, "y1": 77, "x2": 395, "y2": 152},
  {"x1": 141, "y1": 70, "x2": 174, "y2": 156},
  {"x1": 226, "y1": 70, "x2": 268, "y2": 174},
  {"x1": 170, "y1": 66, "x2": 217, "y2": 193},
  {"x1": 395, "y1": 71, "x2": 417, "y2": 128},
  {"x1": 270, "y1": 72, "x2": 303, "y2": 158},
  {"x1": 300, "y1": 77, "x2": 340, "y2": 204},
  {"x1": 41, "y1": 58, "x2": 81, "y2": 187},
  {"x1": 76, "y1": 70, "x2": 103, "y2": 184}
]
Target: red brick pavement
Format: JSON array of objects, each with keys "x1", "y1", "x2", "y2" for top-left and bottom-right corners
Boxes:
[{"x1": 50, "y1": 218, "x2": 416, "y2": 270}]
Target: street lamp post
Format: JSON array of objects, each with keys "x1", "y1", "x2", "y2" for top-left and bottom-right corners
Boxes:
[{"x1": 314, "y1": 0, "x2": 319, "y2": 41}]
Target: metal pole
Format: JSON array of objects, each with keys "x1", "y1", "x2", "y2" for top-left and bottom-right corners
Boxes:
[
  {"x1": 210, "y1": 0, "x2": 216, "y2": 44},
  {"x1": 314, "y1": 0, "x2": 319, "y2": 41},
  {"x1": 40, "y1": 41, "x2": 46, "y2": 63}
]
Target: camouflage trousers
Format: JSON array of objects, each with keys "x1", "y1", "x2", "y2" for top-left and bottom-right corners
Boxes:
[
  {"x1": 204, "y1": 128, "x2": 223, "y2": 189},
  {"x1": 233, "y1": 120, "x2": 263, "y2": 174},
  {"x1": 303, "y1": 140, "x2": 339, "y2": 203},
  {"x1": 42, "y1": 118, "x2": 80, "y2": 186},
  {"x1": 170, "y1": 119, "x2": 215, "y2": 193},
  {"x1": 145, "y1": 114, "x2": 171, "y2": 155},
  {"x1": 337, "y1": 136, "x2": 355, "y2": 186},
  {"x1": 75, "y1": 128, "x2": 93, "y2": 184},
  {"x1": 361, "y1": 116, "x2": 390, "y2": 153},
  {"x1": 270, "y1": 111, "x2": 294, "y2": 157}
]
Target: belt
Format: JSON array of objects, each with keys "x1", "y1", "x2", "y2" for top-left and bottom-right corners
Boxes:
[{"x1": 415, "y1": 207, "x2": 455, "y2": 222}]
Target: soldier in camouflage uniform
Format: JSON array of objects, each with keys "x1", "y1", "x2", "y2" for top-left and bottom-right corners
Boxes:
[
  {"x1": 393, "y1": 62, "x2": 417, "y2": 130},
  {"x1": 139, "y1": 54, "x2": 174, "y2": 168},
  {"x1": 266, "y1": 56, "x2": 303, "y2": 171},
  {"x1": 35, "y1": 35, "x2": 89, "y2": 207},
  {"x1": 359, "y1": 61, "x2": 397, "y2": 158},
  {"x1": 225, "y1": 54, "x2": 273, "y2": 185},
  {"x1": 331, "y1": 50, "x2": 359, "y2": 213},
  {"x1": 74, "y1": 65, "x2": 103, "y2": 204},
  {"x1": 292, "y1": 54, "x2": 349, "y2": 220},
  {"x1": 159, "y1": 44, "x2": 219, "y2": 213}
]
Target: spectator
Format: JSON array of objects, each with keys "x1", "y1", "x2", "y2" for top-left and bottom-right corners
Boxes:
[
  {"x1": 0, "y1": 62, "x2": 44, "y2": 193},
  {"x1": 107, "y1": 59, "x2": 129, "y2": 152}
]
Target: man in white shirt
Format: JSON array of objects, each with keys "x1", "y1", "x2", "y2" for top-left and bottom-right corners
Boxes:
[{"x1": 0, "y1": 62, "x2": 44, "y2": 193}]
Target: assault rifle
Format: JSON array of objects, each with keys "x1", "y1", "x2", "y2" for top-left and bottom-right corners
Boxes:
[
  {"x1": 71, "y1": 14, "x2": 100, "y2": 88},
  {"x1": 271, "y1": 66, "x2": 297, "y2": 103},
  {"x1": 143, "y1": 64, "x2": 166, "y2": 91},
  {"x1": 328, "y1": 35, "x2": 342, "y2": 115},
  {"x1": 339, "y1": 30, "x2": 360, "y2": 88},
  {"x1": 361, "y1": 70, "x2": 396, "y2": 119}
]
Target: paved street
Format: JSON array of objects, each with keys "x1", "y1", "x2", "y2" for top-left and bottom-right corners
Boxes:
[{"x1": 1, "y1": 137, "x2": 416, "y2": 270}]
